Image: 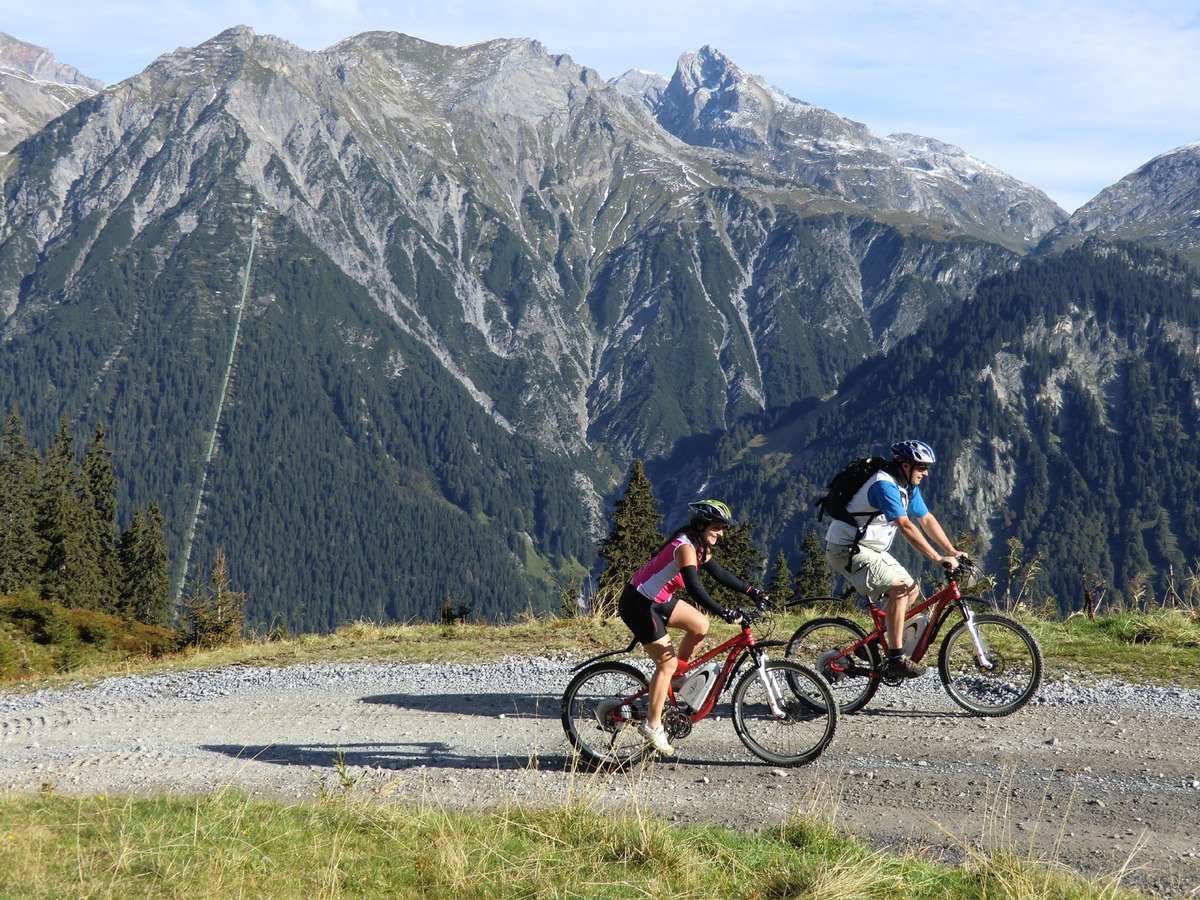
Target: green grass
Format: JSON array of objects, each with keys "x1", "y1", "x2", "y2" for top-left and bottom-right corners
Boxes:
[
  {"x1": 1026, "y1": 609, "x2": 1200, "y2": 685},
  {"x1": 0, "y1": 791, "x2": 1145, "y2": 900}
]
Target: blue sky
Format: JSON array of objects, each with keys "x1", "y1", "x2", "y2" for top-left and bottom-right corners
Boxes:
[{"x1": 4, "y1": 1, "x2": 1198, "y2": 213}]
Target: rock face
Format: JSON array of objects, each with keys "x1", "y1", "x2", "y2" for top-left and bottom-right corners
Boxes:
[
  {"x1": 0, "y1": 27, "x2": 1026, "y2": 457},
  {"x1": 613, "y1": 45, "x2": 1067, "y2": 250},
  {"x1": 0, "y1": 32, "x2": 102, "y2": 152},
  {"x1": 1039, "y1": 141, "x2": 1200, "y2": 266}
]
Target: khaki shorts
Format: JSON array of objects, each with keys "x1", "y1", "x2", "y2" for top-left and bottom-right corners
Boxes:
[{"x1": 826, "y1": 545, "x2": 913, "y2": 603}]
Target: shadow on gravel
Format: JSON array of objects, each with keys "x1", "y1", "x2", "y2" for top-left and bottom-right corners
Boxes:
[
  {"x1": 202, "y1": 742, "x2": 572, "y2": 772},
  {"x1": 361, "y1": 692, "x2": 558, "y2": 717},
  {"x1": 854, "y1": 707, "x2": 975, "y2": 719}
]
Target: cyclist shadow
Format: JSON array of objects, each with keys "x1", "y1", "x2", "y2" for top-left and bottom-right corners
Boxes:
[
  {"x1": 200, "y1": 691, "x2": 568, "y2": 773},
  {"x1": 360, "y1": 691, "x2": 559, "y2": 718},
  {"x1": 201, "y1": 741, "x2": 572, "y2": 772},
  {"x1": 851, "y1": 705, "x2": 979, "y2": 720}
]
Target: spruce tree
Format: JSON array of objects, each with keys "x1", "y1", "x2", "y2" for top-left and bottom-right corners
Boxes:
[
  {"x1": 82, "y1": 422, "x2": 121, "y2": 613},
  {"x1": 594, "y1": 460, "x2": 663, "y2": 618},
  {"x1": 765, "y1": 550, "x2": 795, "y2": 608},
  {"x1": 118, "y1": 501, "x2": 173, "y2": 627},
  {"x1": 0, "y1": 408, "x2": 43, "y2": 595},
  {"x1": 38, "y1": 416, "x2": 105, "y2": 609},
  {"x1": 793, "y1": 529, "x2": 835, "y2": 599},
  {"x1": 179, "y1": 549, "x2": 246, "y2": 648}
]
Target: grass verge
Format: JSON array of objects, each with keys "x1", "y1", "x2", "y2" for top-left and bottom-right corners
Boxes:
[{"x1": 0, "y1": 790, "x2": 1147, "y2": 900}]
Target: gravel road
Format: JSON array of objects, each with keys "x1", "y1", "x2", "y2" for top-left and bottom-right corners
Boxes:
[{"x1": 2, "y1": 657, "x2": 1199, "y2": 897}]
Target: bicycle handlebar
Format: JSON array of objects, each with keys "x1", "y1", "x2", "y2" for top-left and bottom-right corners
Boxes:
[{"x1": 940, "y1": 555, "x2": 977, "y2": 582}]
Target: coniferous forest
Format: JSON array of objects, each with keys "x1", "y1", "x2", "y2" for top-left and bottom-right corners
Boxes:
[
  {"x1": 0, "y1": 218, "x2": 596, "y2": 633},
  {"x1": 6, "y1": 236, "x2": 1200, "y2": 628},
  {"x1": 0, "y1": 410, "x2": 171, "y2": 627},
  {"x1": 688, "y1": 242, "x2": 1200, "y2": 612}
]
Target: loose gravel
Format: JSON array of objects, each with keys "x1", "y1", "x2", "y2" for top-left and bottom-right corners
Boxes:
[{"x1": 3, "y1": 657, "x2": 1199, "y2": 897}]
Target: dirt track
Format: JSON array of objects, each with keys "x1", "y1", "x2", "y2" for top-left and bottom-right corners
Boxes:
[{"x1": 2, "y1": 659, "x2": 1198, "y2": 897}]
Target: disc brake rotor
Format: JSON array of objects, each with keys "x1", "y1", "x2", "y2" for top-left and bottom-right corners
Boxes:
[{"x1": 816, "y1": 648, "x2": 847, "y2": 683}]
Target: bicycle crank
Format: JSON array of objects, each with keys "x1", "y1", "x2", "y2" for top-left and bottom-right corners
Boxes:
[{"x1": 663, "y1": 707, "x2": 692, "y2": 741}]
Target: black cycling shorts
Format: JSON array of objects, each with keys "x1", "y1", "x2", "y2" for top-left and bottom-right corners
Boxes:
[{"x1": 618, "y1": 583, "x2": 679, "y2": 645}]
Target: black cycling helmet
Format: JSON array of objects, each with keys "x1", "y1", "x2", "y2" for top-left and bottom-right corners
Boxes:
[
  {"x1": 891, "y1": 439, "x2": 936, "y2": 465},
  {"x1": 688, "y1": 499, "x2": 734, "y2": 526}
]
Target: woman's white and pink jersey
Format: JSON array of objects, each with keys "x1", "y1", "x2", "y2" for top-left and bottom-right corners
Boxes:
[{"x1": 630, "y1": 535, "x2": 696, "y2": 603}]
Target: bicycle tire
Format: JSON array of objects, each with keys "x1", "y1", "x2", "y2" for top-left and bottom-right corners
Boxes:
[
  {"x1": 786, "y1": 617, "x2": 880, "y2": 714},
  {"x1": 938, "y1": 613, "x2": 1044, "y2": 716},
  {"x1": 730, "y1": 660, "x2": 839, "y2": 767},
  {"x1": 560, "y1": 661, "x2": 653, "y2": 768}
]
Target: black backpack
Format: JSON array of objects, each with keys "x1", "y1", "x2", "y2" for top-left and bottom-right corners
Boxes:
[{"x1": 814, "y1": 456, "x2": 889, "y2": 528}]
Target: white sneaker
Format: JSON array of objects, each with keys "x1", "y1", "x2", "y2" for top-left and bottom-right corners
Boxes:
[{"x1": 638, "y1": 722, "x2": 674, "y2": 755}]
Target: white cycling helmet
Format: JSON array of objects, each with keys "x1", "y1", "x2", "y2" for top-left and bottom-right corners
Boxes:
[{"x1": 891, "y1": 440, "x2": 936, "y2": 465}]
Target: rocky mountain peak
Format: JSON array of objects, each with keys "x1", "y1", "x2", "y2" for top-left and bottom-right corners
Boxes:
[
  {"x1": 658, "y1": 44, "x2": 784, "y2": 154},
  {"x1": 1039, "y1": 141, "x2": 1200, "y2": 266},
  {"x1": 0, "y1": 32, "x2": 103, "y2": 89},
  {"x1": 0, "y1": 32, "x2": 102, "y2": 152},
  {"x1": 621, "y1": 45, "x2": 1065, "y2": 249}
]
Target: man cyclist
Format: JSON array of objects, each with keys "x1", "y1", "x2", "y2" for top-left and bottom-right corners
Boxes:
[{"x1": 825, "y1": 440, "x2": 965, "y2": 679}]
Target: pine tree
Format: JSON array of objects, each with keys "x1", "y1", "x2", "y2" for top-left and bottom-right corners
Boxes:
[
  {"x1": 0, "y1": 408, "x2": 43, "y2": 595},
  {"x1": 594, "y1": 460, "x2": 663, "y2": 618},
  {"x1": 38, "y1": 416, "x2": 105, "y2": 609},
  {"x1": 82, "y1": 422, "x2": 121, "y2": 613},
  {"x1": 118, "y1": 501, "x2": 172, "y2": 627},
  {"x1": 766, "y1": 550, "x2": 795, "y2": 608},
  {"x1": 793, "y1": 529, "x2": 835, "y2": 599}
]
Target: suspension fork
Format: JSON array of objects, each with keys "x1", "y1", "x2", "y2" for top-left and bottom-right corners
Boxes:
[
  {"x1": 749, "y1": 647, "x2": 788, "y2": 717},
  {"x1": 958, "y1": 600, "x2": 995, "y2": 670}
]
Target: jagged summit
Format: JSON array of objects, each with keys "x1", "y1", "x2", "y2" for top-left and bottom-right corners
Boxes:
[
  {"x1": 616, "y1": 44, "x2": 1066, "y2": 249},
  {"x1": 0, "y1": 31, "x2": 102, "y2": 89},
  {"x1": 0, "y1": 32, "x2": 102, "y2": 152}
]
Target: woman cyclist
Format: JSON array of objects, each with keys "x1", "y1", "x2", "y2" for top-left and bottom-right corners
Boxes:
[{"x1": 617, "y1": 500, "x2": 769, "y2": 755}]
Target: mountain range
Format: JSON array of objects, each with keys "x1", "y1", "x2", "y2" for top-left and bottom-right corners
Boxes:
[{"x1": 1, "y1": 26, "x2": 1198, "y2": 628}]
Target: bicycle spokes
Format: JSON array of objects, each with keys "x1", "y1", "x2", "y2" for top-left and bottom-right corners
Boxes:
[{"x1": 938, "y1": 613, "x2": 1044, "y2": 717}]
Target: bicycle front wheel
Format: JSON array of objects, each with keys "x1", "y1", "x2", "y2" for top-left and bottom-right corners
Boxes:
[
  {"x1": 786, "y1": 617, "x2": 880, "y2": 714},
  {"x1": 938, "y1": 613, "x2": 1044, "y2": 716},
  {"x1": 731, "y1": 660, "x2": 839, "y2": 767},
  {"x1": 561, "y1": 662, "x2": 653, "y2": 768}
]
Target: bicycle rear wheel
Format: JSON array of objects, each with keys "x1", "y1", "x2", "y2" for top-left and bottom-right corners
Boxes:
[
  {"x1": 561, "y1": 661, "x2": 653, "y2": 768},
  {"x1": 938, "y1": 613, "x2": 1044, "y2": 716},
  {"x1": 731, "y1": 660, "x2": 839, "y2": 766},
  {"x1": 786, "y1": 617, "x2": 880, "y2": 714}
]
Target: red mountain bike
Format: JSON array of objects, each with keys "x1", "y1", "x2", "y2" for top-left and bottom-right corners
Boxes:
[
  {"x1": 785, "y1": 558, "x2": 1043, "y2": 716},
  {"x1": 561, "y1": 603, "x2": 839, "y2": 769}
]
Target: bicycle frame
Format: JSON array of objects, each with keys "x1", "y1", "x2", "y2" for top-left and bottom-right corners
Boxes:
[
  {"x1": 580, "y1": 618, "x2": 787, "y2": 725},
  {"x1": 669, "y1": 624, "x2": 786, "y2": 720},
  {"x1": 836, "y1": 572, "x2": 993, "y2": 679}
]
